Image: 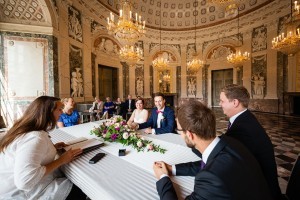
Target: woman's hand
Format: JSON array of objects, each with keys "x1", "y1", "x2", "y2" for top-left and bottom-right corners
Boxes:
[
  {"x1": 59, "y1": 148, "x2": 83, "y2": 165},
  {"x1": 54, "y1": 142, "x2": 68, "y2": 150}
]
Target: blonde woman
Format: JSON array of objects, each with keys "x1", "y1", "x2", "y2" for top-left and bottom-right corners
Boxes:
[
  {"x1": 127, "y1": 97, "x2": 148, "y2": 128},
  {"x1": 57, "y1": 97, "x2": 80, "y2": 127}
]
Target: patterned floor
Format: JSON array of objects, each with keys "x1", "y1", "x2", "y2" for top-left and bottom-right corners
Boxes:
[{"x1": 213, "y1": 108, "x2": 300, "y2": 193}]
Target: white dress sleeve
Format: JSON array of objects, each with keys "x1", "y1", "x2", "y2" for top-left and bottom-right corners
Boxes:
[{"x1": 14, "y1": 132, "x2": 52, "y2": 191}]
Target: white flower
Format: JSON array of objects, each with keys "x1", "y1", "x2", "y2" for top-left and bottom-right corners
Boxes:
[
  {"x1": 114, "y1": 123, "x2": 120, "y2": 128},
  {"x1": 123, "y1": 132, "x2": 129, "y2": 139},
  {"x1": 137, "y1": 140, "x2": 143, "y2": 148},
  {"x1": 161, "y1": 116, "x2": 165, "y2": 120}
]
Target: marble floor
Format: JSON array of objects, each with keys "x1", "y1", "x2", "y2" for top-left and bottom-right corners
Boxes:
[{"x1": 213, "y1": 108, "x2": 300, "y2": 194}]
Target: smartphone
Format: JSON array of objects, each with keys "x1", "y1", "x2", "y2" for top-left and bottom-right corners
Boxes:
[{"x1": 89, "y1": 153, "x2": 105, "y2": 164}]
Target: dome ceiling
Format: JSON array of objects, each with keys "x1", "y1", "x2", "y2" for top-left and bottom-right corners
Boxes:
[
  {"x1": 100, "y1": 0, "x2": 274, "y2": 31},
  {"x1": 0, "y1": 0, "x2": 275, "y2": 31}
]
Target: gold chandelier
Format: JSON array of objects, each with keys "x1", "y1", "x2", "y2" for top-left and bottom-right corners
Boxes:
[
  {"x1": 163, "y1": 73, "x2": 171, "y2": 82},
  {"x1": 152, "y1": 0, "x2": 169, "y2": 70},
  {"x1": 187, "y1": 0, "x2": 204, "y2": 74},
  {"x1": 227, "y1": 9, "x2": 250, "y2": 66},
  {"x1": 272, "y1": 1, "x2": 300, "y2": 56},
  {"x1": 119, "y1": 44, "x2": 143, "y2": 66},
  {"x1": 227, "y1": 50, "x2": 250, "y2": 65},
  {"x1": 107, "y1": 0, "x2": 145, "y2": 45}
]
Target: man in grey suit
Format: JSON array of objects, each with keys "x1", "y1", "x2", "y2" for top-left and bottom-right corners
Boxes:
[{"x1": 153, "y1": 101, "x2": 272, "y2": 200}]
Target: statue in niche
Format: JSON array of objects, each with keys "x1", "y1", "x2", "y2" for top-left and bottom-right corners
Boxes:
[
  {"x1": 188, "y1": 78, "x2": 196, "y2": 96},
  {"x1": 71, "y1": 68, "x2": 83, "y2": 97},
  {"x1": 71, "y1": 72, "x2": 79, "y2": 97},
  {"x1": 136, "y1": 77, "x2": 143, "y2": 96},
  {"x1": 251, "y1": 74, "x2": 265, "y2": 98}
]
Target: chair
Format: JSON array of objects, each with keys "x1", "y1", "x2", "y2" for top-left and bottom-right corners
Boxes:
[{"x1": 283, "y1": 154, "x2": 300, "y2": 200}]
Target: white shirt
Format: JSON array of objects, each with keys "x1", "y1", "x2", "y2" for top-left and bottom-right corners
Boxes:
[
  {"x1": 171, "y1": 137, "x2": 221, "y2": 175},
  {"x1": 229, "y1": 109, "x2": 247, "y2": 126},
  {"x1": 152, "y1": 108, "x2": 165, "y2": 134},
  {"x1": 0, "y1": 131, "x2": 73, "y2": 200}
]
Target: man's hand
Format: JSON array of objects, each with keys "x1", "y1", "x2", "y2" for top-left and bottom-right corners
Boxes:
[
  {"x1": 144, "y1": 128, "x2": 152, "y2": 134},
  {"x1": 153, "y1": 161, "x2": 169, "y2": 180}
]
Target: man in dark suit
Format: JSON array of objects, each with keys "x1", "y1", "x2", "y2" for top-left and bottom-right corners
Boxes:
[
  {"x1": 153, "y1": 101, "x2": 272, "y2": 200},
  {"x1": 137, "y1": 92, "x2": 175, "y2": 134},
  {"x1": 218, "y1": 84, "x2": 282, "y2": 200},
  {"x1": 122, "y1": 94, "x2": 136, "y2": 119}
]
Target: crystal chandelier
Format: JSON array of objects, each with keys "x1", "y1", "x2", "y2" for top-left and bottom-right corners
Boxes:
[
  {"x1": 272, "y1": 1, "x2": 300, "y2": 56},
  {"x1": 107, "y1": 0, "x2": 145, "y2": 45},
  {"x1": 187, "y1": 0, "x2": 204, "y2": 74},
  {"x1": 152, "y1": 1, "x2": 169, "y2": 70},
  {"x1": 227, "y1": 50, "x2": 250, "y2": 65},
  {"x1": 119, "y1": 44, "x2": 143, "y2": 66},
  {"x1": 227, "y1": 9, "x2": 250, "y2": 66},
  {"x1": 163, "y1": 73, "x2": 171, "y2": 82}
]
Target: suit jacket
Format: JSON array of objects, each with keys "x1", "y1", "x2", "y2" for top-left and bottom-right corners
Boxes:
[
  {"x1": 122, "y1": 99, "x2": 136, "y2": 117},
  {"x1": 156, "y1": 136, "x2": 272, "y2": 200},
  {"x1": 191, "y1": 110, "x2": 281, "y2": 200},
  {"x1": 138, "y1": 106, "x2": 175, "y2": 134},
  {"x1": 225, "y1": 110, "x2": 281, "y2": 200}
]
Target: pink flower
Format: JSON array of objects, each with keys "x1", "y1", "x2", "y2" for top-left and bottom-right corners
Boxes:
[{"x1": 147, "y1": 144, "x2": 153, "y2": 151}]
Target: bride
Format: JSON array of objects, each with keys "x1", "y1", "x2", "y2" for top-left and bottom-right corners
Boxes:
[{"x1": 127, "y1": 97, "x2": 148, "y2": 127}]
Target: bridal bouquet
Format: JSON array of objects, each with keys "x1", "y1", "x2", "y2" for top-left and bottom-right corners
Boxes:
[{"x1": 90, "y1": 115, "x2": 166, "y2": 153}]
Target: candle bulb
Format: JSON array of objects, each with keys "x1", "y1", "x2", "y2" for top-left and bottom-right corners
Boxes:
[
  {"x1": 107, "y1": 17, "x2": 109, "y2": 24},
  {"x1": 120, "y1": 9, "x2": 122, "y2": 17},
  {"x1": 129, "y1": 11, "x2": 132, "y2": 19},
  {"x1": 139, "y1": 16, "x2": 141, "y2": 23},
  {"x1": 135, "y1": 13, "x2": 138, "y2": 21}
]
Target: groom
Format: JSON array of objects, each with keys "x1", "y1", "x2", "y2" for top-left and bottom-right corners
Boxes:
[{"x1": 137, "y1": 93, "x2": 175, "y2": 134}]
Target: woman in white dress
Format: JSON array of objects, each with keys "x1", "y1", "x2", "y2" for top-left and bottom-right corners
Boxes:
[
  {"x1": 0, "y1": 96, "x2": 86, "y2": 200},
  {"x1": 127, "y1": 97, "x2": 148, "y2": 127}
]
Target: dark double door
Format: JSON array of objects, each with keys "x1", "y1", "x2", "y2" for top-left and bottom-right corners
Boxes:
[
  {"x1": 212, "y1": 69, "x2": 233, "y2": 107},
  {"x1": 98, "y1": 65, "x2": 118, "y2": 101}
]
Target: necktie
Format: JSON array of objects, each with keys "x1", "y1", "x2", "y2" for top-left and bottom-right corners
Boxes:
[
  {"x1": 200, "y1": 160, "x2": 206, "y2": 170},
  {"x1": 227, "y1": 121, "x2": 232, "y2": 130},
  {"x1": 156, "y1": 110, "x2": 163, "y2": 114}
]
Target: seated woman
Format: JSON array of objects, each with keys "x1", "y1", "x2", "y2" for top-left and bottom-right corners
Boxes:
[
  {"x1": 57, "y1": 97, "x2": 80, "y2": 127},
  {"x1": 127, "y1": 97, "x2": 148, "y2": 128},
  {"x1": 0, "y1": 96, "x2": 86, "y2": 199},
  {"x1": 103, "y1": 97, "x2": 115, "y2": 119},
  {"x1": 89, "y1": 96, "x2": 103, "y2": 121}
]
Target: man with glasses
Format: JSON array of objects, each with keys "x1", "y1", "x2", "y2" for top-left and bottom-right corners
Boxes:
[
  {"x1": 135, "y1": 92, "x2": 175, "y2": 134},
  {"x1": 153, "y1": 101, "x2": 272, "y2": 200}
]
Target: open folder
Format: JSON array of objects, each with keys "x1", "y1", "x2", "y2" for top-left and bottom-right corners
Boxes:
[{"x1": 63, "y1": 137, "x2": 104, "y2": 154}]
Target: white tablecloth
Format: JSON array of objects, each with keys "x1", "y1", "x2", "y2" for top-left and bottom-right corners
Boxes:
[{"x1": 50, "y1": 122, "x2": 200, "y2": 200}]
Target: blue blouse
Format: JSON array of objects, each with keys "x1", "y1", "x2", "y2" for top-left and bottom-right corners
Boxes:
[{"x1": 58, "y1": 110, "x2": 80, "y2": 127}]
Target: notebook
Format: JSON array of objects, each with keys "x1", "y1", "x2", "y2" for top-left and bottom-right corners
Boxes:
[{"x1": 63, "y1": 137, "x2": 104, "y2": 154}]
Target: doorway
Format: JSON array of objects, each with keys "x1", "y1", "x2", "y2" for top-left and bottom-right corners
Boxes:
[
  {"x1": 212, "y1": 69, "x2": 233, "y2": 107},
  {"x1": 98, "y1": 65, "x2": 118, "y2": 101}
]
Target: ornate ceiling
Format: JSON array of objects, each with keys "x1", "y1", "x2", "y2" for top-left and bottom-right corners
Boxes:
[
  {"x1": 99, "y1": 0, "x2": 274, "y2": 31},
  {"x1": 0, "y1": 0, "x2": 276, "y2": 31},
  {"x1": 0, "y1": 0, "x2": 52, "y2": 26}
]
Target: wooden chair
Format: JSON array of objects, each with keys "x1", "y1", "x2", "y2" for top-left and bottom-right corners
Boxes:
[{"x1": 283, "y1": 154, "x2": 300, "y2": 200}]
